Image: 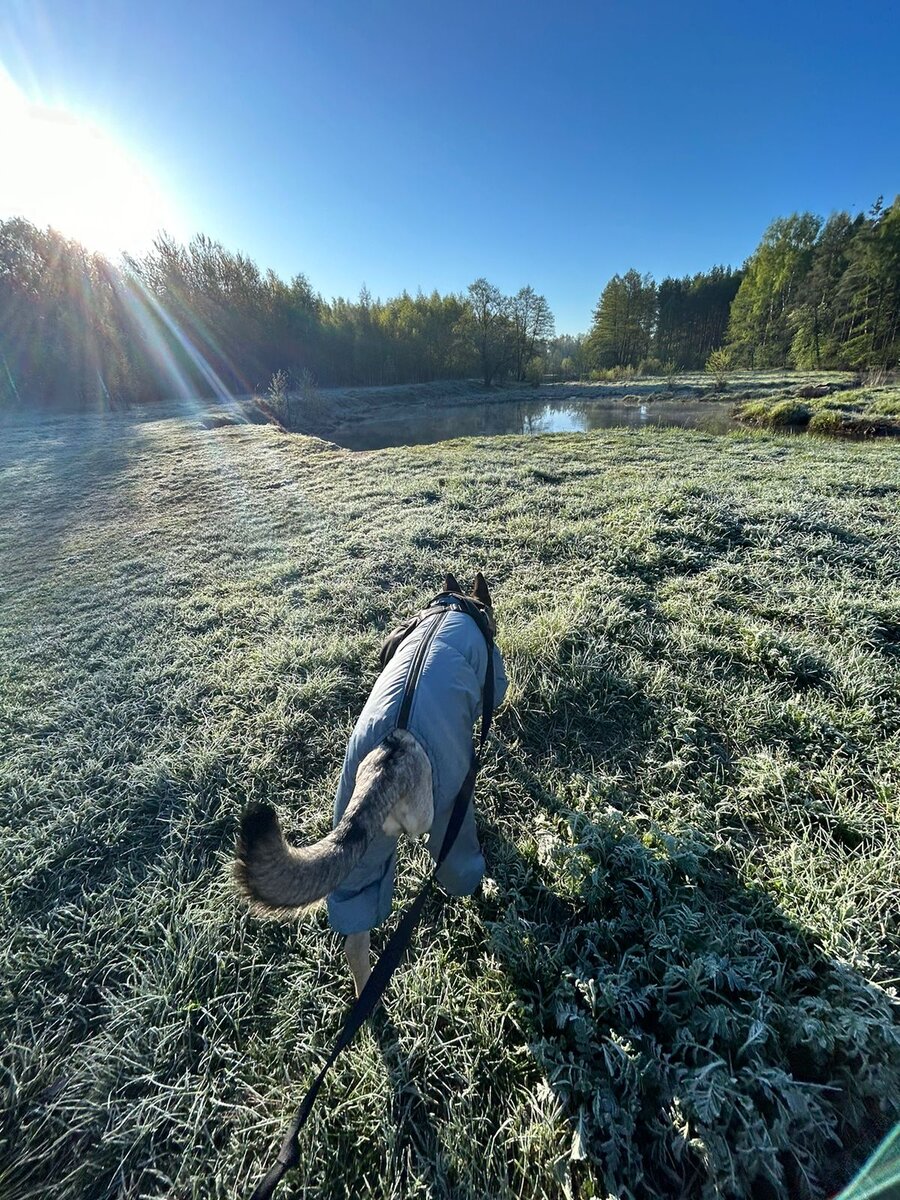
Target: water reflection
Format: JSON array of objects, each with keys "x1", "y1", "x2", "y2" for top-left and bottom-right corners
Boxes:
[{"x1": 330, "y1": 397, "x2": 738, "y2": 450}]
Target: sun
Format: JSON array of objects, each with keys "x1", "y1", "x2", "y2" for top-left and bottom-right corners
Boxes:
[{"x1": 0, "y1": 68, "x2": 178, "y2": 259}]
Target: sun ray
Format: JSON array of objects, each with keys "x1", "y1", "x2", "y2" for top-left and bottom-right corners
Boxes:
[{"x1": 119, "y1": 271, "x2": 251, "y2": 415}]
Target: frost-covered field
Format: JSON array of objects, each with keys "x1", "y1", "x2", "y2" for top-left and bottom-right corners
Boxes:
[{"x1": 1, "y1": 406, "x2": 898, "y2": 1199}]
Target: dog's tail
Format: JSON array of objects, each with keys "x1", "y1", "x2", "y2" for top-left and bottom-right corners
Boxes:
[{"x1": 233, "y1": 730, "x2": 432, "y2": 917}]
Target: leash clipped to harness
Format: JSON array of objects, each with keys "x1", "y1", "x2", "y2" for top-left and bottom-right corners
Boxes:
[{"x1": 247, "y1": 593, "x2": 495, "y2": 1200}]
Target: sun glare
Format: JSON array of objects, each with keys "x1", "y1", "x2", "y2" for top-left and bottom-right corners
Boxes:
[{"x1": 0, "y1": 68, "x2": 178, "y2": 259}]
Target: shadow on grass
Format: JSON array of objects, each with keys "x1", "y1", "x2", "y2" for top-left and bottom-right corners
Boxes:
[
  {"x1": 369, "y1": 1007, "x2": 455, "y2": 1197},
  {"x1": 468, "y1": 759, "x2": 900, "y2": 1200},
  {"x1": 355, "y1": 620, "x2": 895, "y2": 1200},
  {"x1": 0, "y1": 411, "x2": 140, "y2": 569}
]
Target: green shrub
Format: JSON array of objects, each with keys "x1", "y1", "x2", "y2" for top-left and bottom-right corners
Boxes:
[
  {"x1": 808, "y1": 409, "x2": 846, "y2": 435},
  {"x1": 266, "y1": 369, "x2": 292, "y2": 424},
  {"x1": 734, "y1": 400, "x2": 772, "y2": 425},
  {"x1": 637, "y1": 356, "x2": 664, "y2": 376},
  {"x1": 735, "y1": 398, "x2": 813, "y2": 430},
  {"x1": 594, "y1": 364, "x2": 638, "y2": 382},
  {"x1": 524, "y1": 356, "x2": 544, "y2": 387},
  {"x1": 767, "y1": 399, "x2": 812, "y2": 427},
  {"x1": 705, "y1": 347, "x2": 732, "y2": 389}
]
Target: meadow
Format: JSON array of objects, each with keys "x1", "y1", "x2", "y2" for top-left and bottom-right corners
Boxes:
[{"x1": 1, "y1": 403, "x2": 899, "y2": 1200}]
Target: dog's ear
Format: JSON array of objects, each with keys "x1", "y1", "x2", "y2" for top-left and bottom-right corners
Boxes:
[
  {"x1": 473, "y1": 571, "x2": 492, "y2": 607},
  {"x1": 444, "y1": 571, "x2": 462, "y2": 595}
]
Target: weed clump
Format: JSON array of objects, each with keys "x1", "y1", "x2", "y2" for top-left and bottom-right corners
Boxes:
[
  {"x1": 808, "y1": 409, "x2": 846, "y2": 436},
  {"x1": 263, "y1": 367, "x2": 324, "y2": 431},
  {"x1": 734, "y1": 398, "x2": 811, "y2": 428}
]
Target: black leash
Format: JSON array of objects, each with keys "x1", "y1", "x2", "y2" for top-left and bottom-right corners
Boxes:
[{"x1": 247, "y1": 604, "x2": 495, "y2": 1200}]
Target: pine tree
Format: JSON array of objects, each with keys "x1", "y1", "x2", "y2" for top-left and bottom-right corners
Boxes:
[
  {"x1": 587, "y1": 270, "x2": 656, "y2": 368},
  {"x1": 834, "y1": 197, "x2": 900, "y2": 368}
]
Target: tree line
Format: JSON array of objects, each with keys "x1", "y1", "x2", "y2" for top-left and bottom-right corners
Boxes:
[
  {"x1": 584, "y1": 266, "x2": 743, "y2": 373},
  {"x1": 2, "y1": 194, "x2": 897, "y2": 411},
  {"x1": 0, "y1": 219, "x2": 554, "y2": 408},
  {"x1": 586, "y1": 196, "x2": 900, "y2": 373}
]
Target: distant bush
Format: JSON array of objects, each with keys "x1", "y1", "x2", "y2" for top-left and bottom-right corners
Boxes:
[
  {"x1": 264, "y1": 367, "x2": 324, "y2": 430},
  {"x1": 524, "y1": 356, "x2": 544, "y2": 387},
  {"x1": 705, "y1": 347, "x2": 732, "y2": 390},
  {"x1": 735, "y1": 398, "x2": 812, "y2": 429},
  {"x1": 734, "y1": 400, "x2": 771, "y2": 424},
  {"x1": 767, "y1": 399, "x2": 812, "y2": 427},
  {"x1": 637, "y1": 356, "x2": 664, "y2": 376},
  {"x1": 591, "y1": 365, "x2": 636, "y2": 383},
  {"x1": 266, "y1": 369, "x2": 293, "y2": 426},
  {"x1": 297, "y1": 366, "x2": 321, "y2": 404}
]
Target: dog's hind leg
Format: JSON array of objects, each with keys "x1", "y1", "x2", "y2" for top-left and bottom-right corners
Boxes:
[{"x1": 345, "y1": 930, "x2": 371, "y2": 997}]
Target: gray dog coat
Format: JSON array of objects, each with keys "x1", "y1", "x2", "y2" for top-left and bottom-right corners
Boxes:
[{"x1": 326, "y1": 605, "x2": 508, "y2": 934}]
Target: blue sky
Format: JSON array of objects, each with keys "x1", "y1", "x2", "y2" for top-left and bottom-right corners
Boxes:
[{"x1": 2, "y1": 0, "x2": 898, "y2": 333}]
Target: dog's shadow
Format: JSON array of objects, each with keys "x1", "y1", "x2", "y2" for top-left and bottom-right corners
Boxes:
[
  {"x1": 469, "y1": 757, "x2": 899, "y2": 1200},
  {"x1": 366, "y1": 746, "x2": 898, "y2": 1200},
  {"x1": 367, "y1": 1004, "x2": 455, "y2": 1196}
]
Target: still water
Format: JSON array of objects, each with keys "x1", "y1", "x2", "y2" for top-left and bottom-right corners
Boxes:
[{"x1": 330, "y1": 396, "x2": 738, "y2": 450}]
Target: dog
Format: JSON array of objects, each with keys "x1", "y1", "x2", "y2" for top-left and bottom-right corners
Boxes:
[{"x1": 234, "y1": 571, "x2": 507, "y2": 996}]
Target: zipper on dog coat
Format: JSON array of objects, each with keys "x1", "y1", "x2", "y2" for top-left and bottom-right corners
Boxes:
[{"x1": 396, "y1": 607, "x2": 450, "y2": 730}]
